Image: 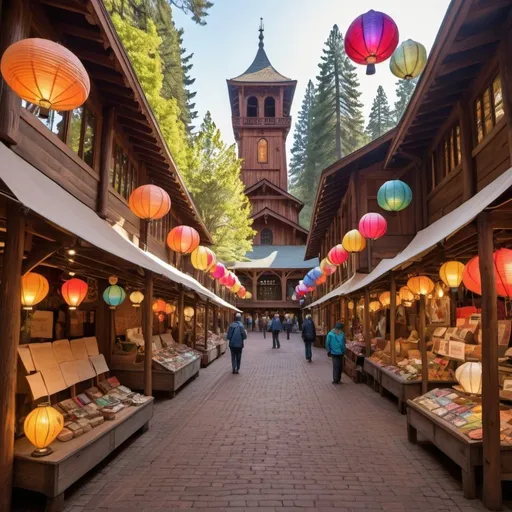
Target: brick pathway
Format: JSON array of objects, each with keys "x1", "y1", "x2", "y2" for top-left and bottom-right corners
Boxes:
[{"x1": 15, "y1": 332, "x2": 505, "y2": 511}]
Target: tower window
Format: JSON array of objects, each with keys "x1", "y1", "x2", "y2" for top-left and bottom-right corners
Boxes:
[
  {"x1": 247, "y1": 96, "x2": 258, "y2": 118},
  {"x1": 264, "y1": 97, "x2": 276, "y2": 117},
  {"x1": 261, "y1": 228, "x2": 273, "y2": 245},
  {"x1": 257, "y1": 138, "x2": 268, "y2": 163}
]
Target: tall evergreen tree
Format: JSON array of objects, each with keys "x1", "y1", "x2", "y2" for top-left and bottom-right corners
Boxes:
[
  {"x1": 184, "y1": 113, "x2": 255, "y2": 261},
  {"x1": 366, "y1": 85, "x2": 395, "y2": 141},
  {"x1": 170, "y1": 0, "x2": 213, "y2": 25},
  {"x1": 394, "y1": 79, "x2": 416, "y2": 122}
]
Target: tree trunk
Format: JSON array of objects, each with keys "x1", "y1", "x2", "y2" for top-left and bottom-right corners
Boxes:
[{"x1": 334, "y1": 54, "x2": 342, "y2": 160}]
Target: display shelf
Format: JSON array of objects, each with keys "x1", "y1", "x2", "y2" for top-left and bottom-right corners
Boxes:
[
  {"x1": 114, "y1": 358, "x2": 200, "y2": 398},
  {"x1": 407, "y1": 399, "x2": 512, "y2": 500},
  {"x1": 13, "y1": 398, "x2": 154, "y2": 511},
  {"x1": 196, "y1": 345, "x2": 218, "y2": 367},
  {"x1": 364, "y1": 358, "x2": 456, "y2": 414}
]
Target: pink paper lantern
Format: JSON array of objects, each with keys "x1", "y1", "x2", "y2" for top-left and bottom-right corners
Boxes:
[
  {"x1": 359, "y1": 212, "x2": 387, "y2": 240},
  {"x1": 328, "y1": 245, "x2": 349, "y2": 266},
  {"x1": 210, "y1": 263, "x2": 227, "y2": 279},
  {"x1": 220, "y1": 272, "x2": 236, "y2": 288}
]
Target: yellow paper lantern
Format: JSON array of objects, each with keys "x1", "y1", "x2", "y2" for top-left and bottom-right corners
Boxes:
[
  {"x1": 347, "y1": 301, "x2": 354, "y2": 310},
  {"x1": 342, "y1": 229, "x2": 366, "y2": 252},
  {"x1": 231, "y1": 276, "x2": 242, "y2": 294},
  {"x1": 1, "y1": 38, "x2": 90, "y2": 113},
  {"x1": 129, "y1": 291, "x2": 144, "y2": 308},
  {"x1": 369, "y1": 300, "x2": 382, "y2": 312},
  {"x1": 390, "y1": 39, "x2": 427, "y2": 80},
  {"x1": 24, "y1": 403, "x2": 64, "y2": 457},
  {"x1": 378, "y1": 292, "x2": 400, "y2": 308},
  {"x1": 455, "y1": 362, "x2": 482, "y2": 395},
  {"x1": 184, "y1": 306, "x2": 195, "y2": 322},
  {"x1": 439, "y1": 261, "x2": 465, "y2": 290},
  {"x1": 245, "y1": 291, "x2": 253, "y2": 300},
  {"x1": 165, "y1": 303, "x2": 176, "y2": 315},
  {"x1": 191, "y1": 246, "x2": 216, "y2": 271},
  {"x1": 21, "y1": 272, "x2": 49, "y2": 310},
  {"x1": 399, "y1": 286, "x2": 415, "y2": 306},
  {"x1": 407, "y1": 276, "x2": 434, "y2": 296}
]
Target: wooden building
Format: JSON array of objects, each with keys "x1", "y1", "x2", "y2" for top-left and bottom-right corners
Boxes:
[
  {"x1": 0, "y1": 1, "x2": 238, "y2": 510},
  {"x1": 227, "y1": 21, "x2": 318, "y2": 317},
  {"x1": 306, "y1": 0, "x2": 512, "y2": 509}
]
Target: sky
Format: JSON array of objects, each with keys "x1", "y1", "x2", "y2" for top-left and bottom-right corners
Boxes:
[{"x1": 174, "y1": 0, "x2": 451, "y2": 157}]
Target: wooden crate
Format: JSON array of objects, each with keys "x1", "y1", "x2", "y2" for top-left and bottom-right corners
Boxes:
[{"x1": 343, "y1": 356, "x2": 362, "y2": 383}]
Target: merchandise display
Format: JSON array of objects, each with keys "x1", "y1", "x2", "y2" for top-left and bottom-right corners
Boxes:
[
  {"x1": 152, "y1": 345, "x2": 201, "y2": 372},
  {"x1": 412, "y1": 388, "x2": 512, "y2": 444}
]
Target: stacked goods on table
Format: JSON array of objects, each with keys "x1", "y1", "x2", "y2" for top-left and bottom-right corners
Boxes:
[
  {"x1": 208, "y1": 330, "x2": 224, "y2": 347},
  {"x1": 412, "y1": 388, "x2": 512, "y2": 444},
  {"x1": 195, "y1": 334, "x2": 216, "y2": 350},
  {"x1": 52, "y1": 378, "x2": 150, "y2": 441}
]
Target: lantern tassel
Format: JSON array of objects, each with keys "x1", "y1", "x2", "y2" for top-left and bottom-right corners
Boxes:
[{"x1": 366, "y1": 63, "x2": 376, "y2": 75}]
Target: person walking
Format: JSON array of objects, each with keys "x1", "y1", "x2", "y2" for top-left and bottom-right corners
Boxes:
[
  {"x1": 227, "y1": 313, "x2": 247, "y2": 374},
  {"x1": 326, "y1": 322, "x2": 346, "y2": 384},
  {"x1": 247, "y1": 314, "x2": 253, "y2": 332},
  {"x1": 261, "y1": 313, "x2": 267, "y2": 339},
  {"x1": 270, "y1": 313, "x2": 282, "y2": 349},
  {"x1": 285, "y1": 315, "x2": 293, "y2": 340},
  {"x1": 254, "y1": 314, "x2": 259, "y2": 333},
  {"x1": 302, "y1": 314, "x2": 316, "y2": 362}
]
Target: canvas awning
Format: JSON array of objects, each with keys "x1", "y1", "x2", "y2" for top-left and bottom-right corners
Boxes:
[
  {"x1": 0, "y1": 143, "x2": 240, "y2": 312},
  {"x1": 342, "y1": 167, "x2": 512, "y2": 297},
  {"x1": 305, "y1": 273, "x2": 367, "y2": 309}
]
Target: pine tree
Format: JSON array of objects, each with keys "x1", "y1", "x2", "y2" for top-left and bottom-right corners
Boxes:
[
  {"x1": 366, "y1": 85, "x2": 395, "y2": 141},
  {"x1": 394, "y1": 79, "x2": 416, "y2": 122},
  {"x1": 170, "y1": 0, "x2": 213, "y2": 25},
  {"x1": 184, "y1": 113, "x2": 255, "y2": 261}
]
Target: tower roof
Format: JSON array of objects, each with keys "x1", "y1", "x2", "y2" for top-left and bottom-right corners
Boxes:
[{"x1": 229, "y1": 19, "x2": 294, "y2": 84}]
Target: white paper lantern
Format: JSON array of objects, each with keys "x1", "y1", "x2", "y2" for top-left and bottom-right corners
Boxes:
[{"x1": 455, "y1": 362, "x2": 482, "y2": 395}]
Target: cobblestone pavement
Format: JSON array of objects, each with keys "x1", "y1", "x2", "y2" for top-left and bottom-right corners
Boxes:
[{"x1": 15, "y1": 332, "x2": 508, "y2": 511}]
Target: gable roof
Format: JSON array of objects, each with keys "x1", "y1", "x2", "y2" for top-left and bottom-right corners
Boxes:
[
  {"x1": 251, "y1": 207, "x2": 309, "y2": 236},
  {"x1": 245, "y1": 179, "x2": 304, "y2": 208},
  {"x1": 230, "y1": 245, "x2": 319, "y2": 270}
]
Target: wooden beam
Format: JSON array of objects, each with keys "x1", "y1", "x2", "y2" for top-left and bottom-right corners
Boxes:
[
  {"x1": 143, "y1": 271, "x2": 153, "y2": 396},
  {"x1": 499, "y1": 29, "x2": 512, "y2": 161},
  {"x1": 0, "y1": 0, "x2": 31, "y2": 144},
  {"x1": 178, "y1": 285, "x2": 185, "y2": 344},
  {"x1": 478, "y1": 212, "x2": 502, "y2": 510},
  {"x1": 459, "y1": 101, "x2": 476, "y2": 201},
  {"x1": 39, "y1": 0, "x2": 89, "y2": 14},
  {"x1": 21, "y1": 242, "x2": 59, "y2": 275},
  {"x1": 59, "y1": 23, "x2": 104, "y2": 43},
  {"x1": 390, "y1": 272, "x2": 396, "y2": 366},
  {"x1": 73, "y1": 49, "x2": 116, "y2": 69},
  {"x1": 452, "y1": 29, "x2": 500, "y2": 54},
  {"x1": 419, "y1": 294, "x2": 428, "y2": 395},
  {"x1": 204, "y1": 299, "x2": 210, "y2": 345},
  {"x1": 0, "y1": 203, "x2": 25, "y2": 512},
  {"x1": 98, "y1": 106, "x2": 115, "y2": 219},
  {"x1": 363, "y1": 287, "x2": 371, "y2": 359},
  {"x1": 192, "y1": 302, "x2": 197, "y2": 349},
  {"x1": 88, "y1": 68, "x2": 126, "y2": 87}
]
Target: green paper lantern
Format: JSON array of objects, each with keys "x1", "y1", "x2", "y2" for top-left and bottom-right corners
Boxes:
[
  {"x1": 103, "y1": 284, "x2": 126, "y2": 309},
  {"x1": 377, "y1": 180, "x2": 412, "y2": 212}
]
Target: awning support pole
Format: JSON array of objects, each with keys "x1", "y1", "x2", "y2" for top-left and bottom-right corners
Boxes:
[
  {"x1": 192, "y1": 300, "x2": 198, "y2": 350},
  {"x1": 390, "y1": 272, "x2": 396, "y2": 366},
  {"x1": 178, "y1": 285, "x2": 185, "y2": 345},
  {"x1": 204, "y1": 300, "x2": 210, "y2": 347},
  {"x1": 363, "y1": 288, "x2": 371, "y2": 359},
  {"x1": 143, "y1": 271, "x2": 153, "y2": 396},
  {"x1": 0, "y1": 203, "x2": 25, "y2": 512},
  {"x1": 419, "y1": 294, "x2": 428, "y2": 395},
  {"x1": 478, "y1": 212, "x2": 502, "y2": 510}
]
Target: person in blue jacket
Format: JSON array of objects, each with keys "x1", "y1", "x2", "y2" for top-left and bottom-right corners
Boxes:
[
  {"x1": 270, "y1": 313, "x2": 282, "y2": 349},
  {"x1": 325, "y1": 322, "x2": 346, "y2": 384},
  {"x1": 226, "y1": 313, "x2": 247, "y2": 374}
]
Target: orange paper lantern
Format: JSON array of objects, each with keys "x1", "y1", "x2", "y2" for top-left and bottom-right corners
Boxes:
[
  {"x1": 167, "y1": 226, "x2": 200, "y2": 254},
  {"x1": 316, "y1": 274, "x2": 327, "y2": 285},
  {"x1": 320, "y1": 258, "x2": 337, "y2": 276},
  {"x1": 152, "y1": 299, "x2": 166, "y2": 313},
  {"x1": 399, "y1": 286, "x2": 415, "y2": 306},
  {"x1": 129, "y1": 185, "x2": 171, "y2": 221},
  {"x1": 1, "y1": 38, "x2": 90, "y2": 111},
  {"x1": 237, "y1": 286, "x2": 247, "y2": 299},
  {"x1": 21, "y1": 272, "x2": 49, "y2": 310},
  {"x1": 494, "y1": 248, "x2": 512, "y2": 298},
  {"x1": 61, "y1": 278, "x2": 88, "y2": 310},
  {"x1": 462, "y1": 256, "x2": 481, "y2": 295},
  {"x1": 407, "y1": 276, "x2": 434, "y2": 296}
]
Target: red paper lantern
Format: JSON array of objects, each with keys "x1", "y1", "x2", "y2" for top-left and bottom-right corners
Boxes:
[
  {"x1": 493, "y1": 248, "x2": 512, "y2": 297},
  {"x1": 345, "y1": 10, "x2": 399, "y2": 75},
  {"x1": 328, "y1": 245, "x2": 349, "y2": 266},
  {"x1": 220, "y1": 272, "x2": 236, "y2": 288},
  {"x1": 152, "y1": 298, "x2": 166, "y2": 313},
  {"x1": 359, "y1": 212, "x2": 387, "y2": 240},
  {"x1": 210, "y1": 262, "x2": 227, "y2": 280},
  {"x1": 167, "y1": 226, "x2": 200, "y2": 254},
  {"x1": 462, "y1": 256, "x2": 481, "y2": 295},
  {"x1": 61, "y1": 278, "x2": 88, "y2": 310},
  {"x1": 316, "y1": 274, "x2": 327, "y2": 285},
  {"x1": 237, "y1": 286, "x2": 247, "y2": 299}
]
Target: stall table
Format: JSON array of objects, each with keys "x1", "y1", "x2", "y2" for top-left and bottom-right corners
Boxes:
[
  {"x1": 315, "y1": 333, "x2": 326, "y2": 349},
  {"x1": 13, "y1": 398, "x2": 154, "y2": 511},
  {"x1": 364, "y1": 358, "x2": 456, "y2": 414},
  {"x1": 216, "y1": 339, "x2": 227, "y2": 358},
  {"x1": 407, "y1": 399, "x2": 512, "y2": 499},
  {"x1": 197, "y1": 344, "x2": 218, "y2": 367},
  {"x1": 344, "y1": 347, "x2": 365, "y2": 383}
]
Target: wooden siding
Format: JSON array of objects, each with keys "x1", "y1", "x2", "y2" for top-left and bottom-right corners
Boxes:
[
  {"x1": 475, "y1": 123, "x2": 510, "y2": 191},
  {"x1": 253, "y1": 217, "x2": 306, "y2": 246},
  {"x1": 250, "y1": 198, "x2": 300, "y2": 224}
]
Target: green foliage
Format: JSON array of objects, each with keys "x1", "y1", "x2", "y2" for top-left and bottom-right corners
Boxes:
[
  {"x1": 170, "y1": 0, "x2": 213, "y2": 25},
  {"x1": 366, "y1": 85, "x2": 395, "y2": 141},
  {"x1": 394, "y1": 79, "x2": 416, "y2": 122},
  {"x1": 184, "y1": 113, "x2": 255, "y2": 261}
]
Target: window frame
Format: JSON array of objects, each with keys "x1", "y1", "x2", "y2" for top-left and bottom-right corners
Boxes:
[
  {"x1": 257, "y1": 138, "x2": 268, "y2": 164},
  {"x1": 473, "y1": 73, "x2": 504, "y2": 147},
  {"x1": 260, "y1": 227, "x2": 273, "y2": 245},
  {"x1": 110, "y1": 138, "x2": 140, "y2": 202},
  {"x1": 264, "y1": 96, "x2": 276, "y2": 117},
  {"x1": 247, "y1": 96, "x2": 259, "y2": 118}
]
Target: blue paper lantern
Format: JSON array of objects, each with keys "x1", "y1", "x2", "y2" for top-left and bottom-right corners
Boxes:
[
  {"x1": 103, "y1": 277, "x2": 126, "y2": 309},
  {"x1": 303, "y1": 275, "x2": 316, "y2": 288},
  {"x1": 377, "y1": 180, "x2": 412, "y2": 212},
  {"x1": 307, "y1": 267, "x2": 323, "y2": 281}
]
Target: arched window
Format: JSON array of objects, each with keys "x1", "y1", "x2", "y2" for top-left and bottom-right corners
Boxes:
[
  {"x1": 247, "y1": 96, "x2": 258, "y2": 118},
  {"x1": 261, "y1": 228, "x2": 273, "y2": 245},
  {"x1": 257, "y1": 138, "x2": 268, "y2": 164},
  {"x1": 264, "y1": 97, "x2": 276, "y2": 117}
]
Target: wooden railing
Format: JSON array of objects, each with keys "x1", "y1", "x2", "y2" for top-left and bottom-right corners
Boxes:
[{"x1": 232, "y1": 116, "x2": 291, "y2": 128}]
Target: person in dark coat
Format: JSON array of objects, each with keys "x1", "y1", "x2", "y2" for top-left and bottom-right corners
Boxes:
[
  {"x1": 270, "y1": 313, "x2": 282, "y2": 349},
  {"x1": 226, "y1": 313, "x2": 247, "y2": 374},
  {"x1": 301, "y1": 314, "x2": 316, "y2": 362},
  {"x1": 285, "y1": 315, "x2": 293, "y2": 340}
]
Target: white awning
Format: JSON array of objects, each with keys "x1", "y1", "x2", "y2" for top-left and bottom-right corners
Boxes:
[
  {"x1": 0, "y1": 143, "x2": 240, "y2": 312},
  {"x1": 306, "y1": 273, "x2": 368, "y2": 309},
  {"x1": 344, "y1": 167, "x2": 512, "y2": 296}
]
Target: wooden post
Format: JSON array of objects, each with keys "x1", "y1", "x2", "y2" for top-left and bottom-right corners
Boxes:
[
  {"x1": 478, "y1": 212, "x2": 502, "y2": 510},
  {"x1": 499, "y1": 31, "x2": 512, "y2": 161},
  {"x1": 139, "y1": 220, "x2": 149, "y2": 251},
  {"x1": 458, "y1": 102, "x2": 476, "y2": 201},
  {"x1": 192, "y1": 303, "x2": 197, "y2": 350},
  {"x1": 0, "y1": 0, "x2": 31, "y2": 145},
  {"x1": 367, "y1": 239, "x2": 373, "y2": 273},
  {"x1": 363, "y1": 288, "x2": 371, "y2": 358},
  {"x1": 419, "y1": 294, "x2": 428, "y2": 395},
  {"x1": 143, "y1": 271, "x2": 153, "y2": 396},
  {"x1": 450, "y1": 289, "x2": 458, "y2": 327},
  {"x1": 390, "y1": 272, "x2": 396, "y2": 366},
  {"x1": 178, "y1": 285, "x2": 185, "y2": 345},
  {"x1": 98, "y1": 106, "x2": 115, "y2": 219},
  {"x1": 220, "y1": 308, "x2": 225, "y2": 333},
  {"x1": 204, "y1": 299, "x2": 210, "y2": 346},
  {"x1": 0, "y1": 203, "x2": 25, "y2": 512},
  {"x1": 281, "y1": 271, "x2": 286, "y2": 302}
]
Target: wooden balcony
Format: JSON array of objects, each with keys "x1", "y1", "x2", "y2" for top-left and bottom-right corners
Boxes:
[{"x1": 232, "y1": 116, "x2": 291, "y2": 129}]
